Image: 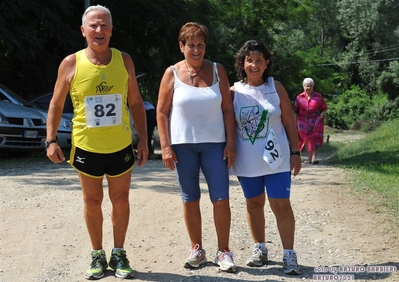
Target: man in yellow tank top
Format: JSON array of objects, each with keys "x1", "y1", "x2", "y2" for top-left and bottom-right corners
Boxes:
[{"x1": 46, "y1": 5, "x2": 148, "y2": 280}]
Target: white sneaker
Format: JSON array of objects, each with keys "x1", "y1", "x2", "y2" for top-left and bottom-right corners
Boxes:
[
  {"x1": 215, "y1": 250, "x2": 236, "y2": 273},
  {"x1": 184, "y1": 244, "x2": 207, "y2": 268},
  {"x1": 283, "y1": 250, "x2": 301, "y2": 275},
  {"x1": 246, "y1": 243, "x2": 268, "y2": 267}
]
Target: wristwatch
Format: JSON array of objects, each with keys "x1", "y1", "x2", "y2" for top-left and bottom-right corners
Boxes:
[
  {"x1": 45, "y1": 140, "x2": 57, "y2": 148},
  {"x1": 291, "y1": 151, "x2": 301, "y2": 156}
]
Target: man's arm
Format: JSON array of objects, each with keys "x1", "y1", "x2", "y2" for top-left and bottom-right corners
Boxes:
[
  {"x1": 122, "y1": 52, "x2": 148, "y2": 167},
  {"x1": 46, "y1": 54, "x2": 76, "y2": 163}
]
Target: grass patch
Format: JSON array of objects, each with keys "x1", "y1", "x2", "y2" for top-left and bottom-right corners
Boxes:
[
  {"x1": 327, "y1": 119, "x2": 399, "y2": 216},
  {"x1": 318, "y1": 141, "x2": 341, "y2": 155}
]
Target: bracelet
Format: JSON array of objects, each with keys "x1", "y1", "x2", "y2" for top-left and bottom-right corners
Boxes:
[{"x1": 291, "y1": 151, "x2": 301, "y2": 156}]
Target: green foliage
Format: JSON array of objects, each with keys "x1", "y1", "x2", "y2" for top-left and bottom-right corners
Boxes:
[
  {"x1": 377, "y1": 61, "x2": 399, "y2": 101},
  {"x1": 328, "y1": 120, "x2": 399, "y2": 214},
  {"x1": 327, "y1": 85, "x2": 398, "y2": 130},
  {"x1": 293, "y1": 48, "x2": 340, "y2": 99},
  {"x1": 209, "y1": 0, "x2": 296, "y2": 84},
  {"x1": 378, "y1": 96, "x2": 399, "y2": 121},
  {"x1": 335, "y1": 0, "x2": 399, "y2": 100},
  {"x1": 326, "y1": 85, "x2": 386, "y2": 129},
  {"x1": 272, "y1": 52, "x2": 305, "y2": 100}
]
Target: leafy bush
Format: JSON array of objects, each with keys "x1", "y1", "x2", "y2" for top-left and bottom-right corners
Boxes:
[
  {"x1": 378, "y1": 96, "x2": 399, "y2": 121},
  {"x1": 326, "y1": 86, "x2": 394, "y2": 130},
  {"x1": 326, "y1": 85, "x2": 371, "y2": 129},
  {"x1": 377, "y1": 61, "x2": 399, "y2": 101}
]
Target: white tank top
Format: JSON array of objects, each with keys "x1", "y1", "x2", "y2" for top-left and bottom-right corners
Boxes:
[
  {"x1": 169, "y1": 63, "x2": 226, "y2": 144},
  {"x1": 229, "y1": 77, "x2": 291, "y2": 176}
]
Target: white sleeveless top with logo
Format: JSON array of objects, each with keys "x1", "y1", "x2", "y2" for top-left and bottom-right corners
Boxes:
[
  {"x1": 169, "y1": 62, "x2": 226, "y2": 144},
  {"x1": 229, "y1": 77, "x2": 291, "y2": 177}
]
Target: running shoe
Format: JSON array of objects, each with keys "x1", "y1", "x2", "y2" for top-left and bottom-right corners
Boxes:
[
  {"x1": 215, "y1": 250, "x2": 237, "y2": 273},
  {"x1": 283, "y1": 250, "x2": 301, "y2": 275},
  {"x1": 246, "y1": 243, "x2": 268, "y2": 267},
  {"x1": 109, "y1": 249, "x2": 134, "y2": 279},
  {"x1": 184, "y1": 244, "x2": 207, "y2": 268},
  {"x1": 85, "y1": 249, "x2": 108, "y2": 280}
]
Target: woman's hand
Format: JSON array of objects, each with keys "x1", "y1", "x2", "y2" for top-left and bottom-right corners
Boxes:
[
  {"x1": 290, "y1": 154, "x2": 301, "y2": 176},
  {"x1": 223, "y1": 141, "x2": 236, "y2": 168},
  {"x1": 161, "y1": 146, "x2": 178, "y2": 171}
]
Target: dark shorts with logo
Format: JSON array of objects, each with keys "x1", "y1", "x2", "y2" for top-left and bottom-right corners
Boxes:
[{"x1": 70, "y1": 144, "x2": 135, "y2": 178}]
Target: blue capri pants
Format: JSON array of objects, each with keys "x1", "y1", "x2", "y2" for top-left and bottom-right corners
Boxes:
[{"x1": 172, "y1": 142, "x2": 229, "y2": 202}]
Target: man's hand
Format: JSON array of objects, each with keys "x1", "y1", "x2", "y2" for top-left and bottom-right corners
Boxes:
[
  {"x1": 136, "y1": 140, "x2": 148, "y2": 167},
  {"x1": 46, "y1": 144, "x2": 65, "y2": 163}
]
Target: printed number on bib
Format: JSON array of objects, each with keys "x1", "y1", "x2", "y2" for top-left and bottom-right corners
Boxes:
[
  {"x1": 85, "y1": 94, "x2": 122, "y2": 128},
  {"x1": 262, "y1": 128, "x2": 284, "y2": 170}
]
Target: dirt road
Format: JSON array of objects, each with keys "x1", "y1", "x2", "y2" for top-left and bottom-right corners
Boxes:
[{"x1": 0, "y1": 132, "x2": 398, "y2": 281}]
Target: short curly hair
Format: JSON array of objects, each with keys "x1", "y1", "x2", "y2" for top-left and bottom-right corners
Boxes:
[
  {"x1": 178, "y1": 22, "x2": 209, "y2": 45},
  {"x1": 234, "y1": 40, "x2": 273, "y2": 83}
]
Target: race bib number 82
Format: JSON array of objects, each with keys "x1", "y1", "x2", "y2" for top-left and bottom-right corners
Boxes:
[{"x1": 85, "y1": 94, "x2": 122, "y2": 128}]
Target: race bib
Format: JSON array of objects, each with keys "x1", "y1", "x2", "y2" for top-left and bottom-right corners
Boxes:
[
  {"x1": 262, "y1": 128, "x2": 284, "y2": 170},
  {"x1": 84, "y1": 94, "x2": 122, "y2": 128}
]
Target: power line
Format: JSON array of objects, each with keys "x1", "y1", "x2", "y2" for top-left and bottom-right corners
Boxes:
[
  {"x1": 318, "y1": 57, "x2": 399, "y2": 66},
  {"x1": 363, "y1": 46, "x2": 399, "y2": 55},
  {"x1": 332, "y1": 45, "x2": 399, "y2": 60}
]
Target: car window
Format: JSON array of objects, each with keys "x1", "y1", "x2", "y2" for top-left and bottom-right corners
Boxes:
[
  {"x1": 0, "y1": 85, "x2": 32, "y2": 106},
  {"x1": 31, "y1": 95, "x2": 52, "y2": 110},
  {"x1": 30, "y1": 93, "x2": 74, "y2": 114}
]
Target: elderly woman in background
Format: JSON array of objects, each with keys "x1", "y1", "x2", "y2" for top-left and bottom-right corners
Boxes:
[{"x1": 293, "y1": 78, "x2": 328, "y2": 164}]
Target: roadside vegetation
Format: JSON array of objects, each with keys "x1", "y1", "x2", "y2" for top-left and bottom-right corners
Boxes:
[{"x1": 325, "y1": 119, "x2": 399, "y2": 218}]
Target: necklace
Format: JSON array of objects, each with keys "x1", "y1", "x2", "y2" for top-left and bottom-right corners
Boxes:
[{"x1": 184, "y1": 60, "x2": 203, "y2": 84}]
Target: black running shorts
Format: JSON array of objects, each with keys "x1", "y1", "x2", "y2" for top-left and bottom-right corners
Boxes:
[{"x1": 70, "y1": 144, "x2": 135, "y2": 177}]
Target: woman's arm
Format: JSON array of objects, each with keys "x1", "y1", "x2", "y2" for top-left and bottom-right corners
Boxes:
[
  {"x1": 217, "y1": 63, "x2": 236, "y2": 168},
  {"x1": 157, "y1": 66, "x2": 178, "y2": 170},
  {"x1": 275, "y1": 80, "x2": 301, "y2": 176}
]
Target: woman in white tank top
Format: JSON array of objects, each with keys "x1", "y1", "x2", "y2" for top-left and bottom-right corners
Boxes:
[
  {"x1": 156, "y1": 22, "x2": 237, "y2": 273},
  {"x1": 230, "y1": 40, "x2": 302, "y2": 275}
]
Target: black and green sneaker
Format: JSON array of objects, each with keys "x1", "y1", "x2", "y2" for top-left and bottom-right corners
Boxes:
[
  {"x1": 109, "y1": 249, "x2": 134, "y2": 279},
  {"x1": 85, "y1": 249, "x2": 108, "y2": 280}
]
